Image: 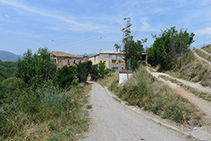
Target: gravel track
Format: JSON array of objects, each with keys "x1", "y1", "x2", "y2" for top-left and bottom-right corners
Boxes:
[
  {"x1": 201, "y1": 49, "x2": 211, "y2": 56},
  {"x1": 192, "y1": 50, "x2": 211, "y2": 65},
  {"x1": 81, "y1": 82, "x2": 185, "y2": 141}
]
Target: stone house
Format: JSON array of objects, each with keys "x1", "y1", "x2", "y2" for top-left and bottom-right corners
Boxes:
[
  {"x1": 50, "y1": 51, "x2": 87, "y2": 69},
  {"x1": 89, "y1": 50, "x2": 126, "y2": 72}
]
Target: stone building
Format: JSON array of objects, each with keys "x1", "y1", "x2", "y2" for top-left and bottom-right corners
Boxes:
[
  {"x1": 50, "y1": 51, "x2": 85, "y2": 69},
  {"x1": 89, "y1": 50, "x2": 126, "y2": 72}
]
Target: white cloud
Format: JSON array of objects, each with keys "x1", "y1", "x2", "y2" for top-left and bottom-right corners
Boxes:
[
  {"x1": 5, "y1": 14, "x2": 9, "y2": 18},
  {"x1": 195, "y1": 27, "x2": 211, "y2": 37},
  {"x1": 0, "y1": 0, "x2": 108, "y2": 32},
  {"x1": 139, "y1": 17, "x2": 159, "y2": 32}
]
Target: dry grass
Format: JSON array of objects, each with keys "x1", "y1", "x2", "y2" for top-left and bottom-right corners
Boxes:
[
  {"x1": 97, "y1": 72, "x2": 119, "y2": 87},
  {"x1": 195, "y1": 49, "x2": 211, "y2": 62},
  {"x1": 202, "y1": 44, "x2": 211, "y2": 54},
  {"x1": 163, "y1": 50, "x2": 211, "y2": 87}
]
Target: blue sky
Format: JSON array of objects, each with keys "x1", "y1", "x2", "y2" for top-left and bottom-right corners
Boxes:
[{"x1": 0, "y1": 0, "x2": 211, "y2": 55}]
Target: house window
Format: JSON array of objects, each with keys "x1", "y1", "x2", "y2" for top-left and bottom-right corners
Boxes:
[
  {"x1": 68, "y1": 60, "x2": 70, "y2": 65},
  {"x1": 104, "y1": 61, "x2": 106, "y2": 64},
  {"x1": 74, "y1": 60, "x2": 76, "y2": 64},
  {"x1": 121, "y1": 62, "x2": 125, "y2": 65},
  {"x1": 55, "y1": 59, "x2": 56, "y2": 63},
  {"x1": 112, "y1": 60, "x2": 116, "y2": 65}
]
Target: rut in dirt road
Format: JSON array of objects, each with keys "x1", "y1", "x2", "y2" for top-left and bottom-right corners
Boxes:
[{"x1": 81, "y1": 82, "x2": 185, "y2": 141}]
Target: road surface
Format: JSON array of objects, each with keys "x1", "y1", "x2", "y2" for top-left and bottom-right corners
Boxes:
[{"x1": 81, "y1": 82, "x2": 185, "y2": 141}]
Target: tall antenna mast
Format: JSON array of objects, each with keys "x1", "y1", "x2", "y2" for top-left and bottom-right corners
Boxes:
[{"x1": 121, "y1": 17, "x2": 132, "y2": 38}]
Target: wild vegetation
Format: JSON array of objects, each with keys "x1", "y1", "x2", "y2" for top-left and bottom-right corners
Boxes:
[
  {"x1": 163, "y1": 50, "x2": 211, "y2": 87},
  {"x1": 0, "y1": 47, "x2": 93, "y2": 140},
  {"x1": 147, "y1": 26, "x2": 194, "y2": 70},
  {"x1": 146, "y1": 27, "x2": 211, "y2": 87},
  {"x1": 102, "y1": 67, "x2": 206, "y2": 127},
  {"x1": 202, "y1": 44, "x2": 211, "y2": 54},
  {"x1": 194, "y1": 49, "x2": 211, "y2": 62},
  {"x1": 0, "y1": 60, "x2": 15, "y2": 82}
]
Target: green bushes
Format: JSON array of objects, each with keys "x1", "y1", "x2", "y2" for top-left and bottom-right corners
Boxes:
[
  {"x1": 0, "y1": 47, "x2": 90, "y2": 140},
  {"x1": 56, "y1": 65, "x2": 76, "y2": 88},
  {"x1": 16, "y1": 47, "x2": 56, "y2": 88},
  {"x1": 0, "y1": 85, "x2": 89, "y2": 140}
]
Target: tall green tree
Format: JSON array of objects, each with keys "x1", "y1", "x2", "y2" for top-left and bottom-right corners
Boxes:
[
  {"x1": 148, "y1": 26, "x2": 194, "y2": 70},
  {"x1": 16, "y1": 47, "x2": 55, "y2": 88},
  {"x1": 122, "y1": 30, "x2": 147, "y2": 70}
]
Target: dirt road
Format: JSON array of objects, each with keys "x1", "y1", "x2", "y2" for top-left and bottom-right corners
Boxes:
[
  {"x1": 81, "y1": 82, "x2": 185, "y2": 141},
  {"x1": 192, "y1": 50, "x2": 211, "y2": 65}
]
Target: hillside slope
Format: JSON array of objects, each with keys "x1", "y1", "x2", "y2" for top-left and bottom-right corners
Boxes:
[
  {"x1": 162, "y1": 48, "x2": 211, "y2": 87},
  {"x1": 0, "y1": 50, "x2": 21, "y2": 62}
]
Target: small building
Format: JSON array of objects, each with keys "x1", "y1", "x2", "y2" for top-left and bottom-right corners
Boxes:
[
  {"x1": 89, "y1": 50, "x2": 126, "y2": 72},
  {"x1": 50, "y1": 51, "x2": 84, "y2": 69}
]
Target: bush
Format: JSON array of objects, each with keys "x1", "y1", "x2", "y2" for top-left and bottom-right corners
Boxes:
[
  {"x1": 0, "y1": 85, "x2": 89, "y2": 139},
  {"x1": 76, "y1": 61, "x2": 92, "y2": 83},
  {"x1": 56, "y1": 65, "x2": 76, "y2": 88}
]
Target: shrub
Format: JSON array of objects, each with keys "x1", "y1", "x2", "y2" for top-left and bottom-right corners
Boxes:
[{"x1": 56, "y1": 65, "x2": 76, "y2": 88}]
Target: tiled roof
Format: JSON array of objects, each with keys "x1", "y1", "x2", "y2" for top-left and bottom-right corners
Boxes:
[{"x1": 51, "y1": 51, "x2": 82, "y2": 58}]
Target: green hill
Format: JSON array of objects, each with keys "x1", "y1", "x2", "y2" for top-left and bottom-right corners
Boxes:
[{"x1": 0, "y1": 50, "x2": 21, "y2": 62}]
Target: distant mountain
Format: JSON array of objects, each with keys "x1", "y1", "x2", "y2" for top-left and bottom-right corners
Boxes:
[{"x1": 0, "y1": 50, "x2": 22, "y2": 62}]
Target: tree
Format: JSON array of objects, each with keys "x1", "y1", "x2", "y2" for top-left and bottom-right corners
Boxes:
[
  {"x1": 98, "y1": 62, "x2": 105, "y2": 78},
  {"x1": 76, "y1": 61, "x2": 92, "y2": 84},
  {"x1": 114, "y1": 43, "x2": 121, "y2": 51},
  {"x1": 122, "y1": 30, "x2": 147, "y2": 70},
  {"x1": 90, "y1": 65, "x2": 98, "y2": 81},
  {"x1": 56, "y1": 65, "x2": 76, "y2": 88},
  {"x1": 16, "y1": 47, "x2": 56, "y2": 88},
  {"x1": 148, "y1": 26, "x2": 194, "y2": 70}
]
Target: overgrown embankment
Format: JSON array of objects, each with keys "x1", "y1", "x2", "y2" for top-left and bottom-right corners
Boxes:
[
  {"x1": 101, "y1": 68, "x2": 207, "y2": 128},
  {"x1": 194, "y1": 49, "x2": 211, "y2": 62},
  {"x1": 163, "y1": 50, "x2": 211, "y2": 87},
  {"x1": 202, "y1": 44, "x2": 211, "y2": 54}
]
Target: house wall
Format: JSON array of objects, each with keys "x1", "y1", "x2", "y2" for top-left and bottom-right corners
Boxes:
[
  {"x1": 88, "y1": 55, "x2": 99, "y2": 65},
  {"x1": 51, "y1": 55, "x2": 84, "y2": 69},
  {"x1": 99, "y1": 53, "x2": 125, "y2": 72}
]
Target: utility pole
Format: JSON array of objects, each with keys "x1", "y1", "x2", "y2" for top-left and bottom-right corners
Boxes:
[
  {"x1": 121, "y1": 17, "x2": 132, "y2": 38},
  {"x1": 121, "y1": 17, "x2": 132, "y2": 70}
]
